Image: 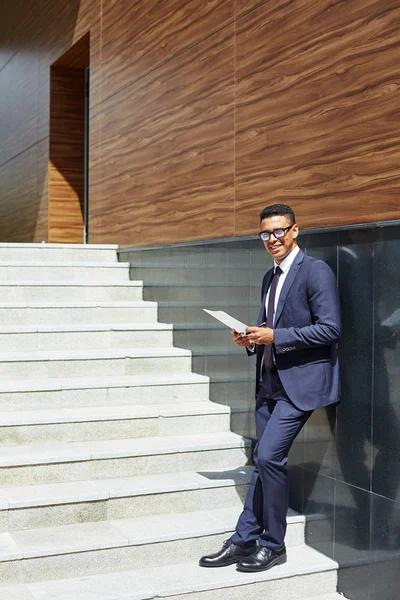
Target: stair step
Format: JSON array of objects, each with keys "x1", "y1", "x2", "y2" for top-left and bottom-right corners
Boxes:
[
  {"x1": 0, "y1": 243, "x2": 118, "y2": 263},
  {"x1": 0, "y1": 508, "x2": 307, "y2": 584},
  {"x1": 0, "y1": 544, "x2": 337, "y2": 592},
  {"x1": 0, "y1": 262, "x2": 130, "y2": 281},
  {"x1": 0, "y1": 402, "x2": 231, "y2": 444},
  {"x1": 0, "y1": 432, "x2": 249, "y2": 465},
  {"x1": 0, "y1": 374, "x2": 210, "y2": 410},
  {"x1": 0, "y1": 301, "x2": 158, "y2": 325},
  {"x1": 0, "y1": 467, "x2": 253, "y2": 530},
  {"x1": 0, "y1": 243, "x2": 342, "y2": 599},
  {"x1": 0, "y1": 402, "x2": 229, "y2": 425},
  {"x1": 313, "y1": 595, "x2": 348, "y2": 600},
  {"x1": 0, "y1": 281, "x2": 144, "y2": 302},
  {"x1": 0, "y1": 347, "x2": 192, "y2": 379},
  {"x1": 0, "y1": 322, "x2": 174, "y2": 351},
  {"x1": 0, "y1": 432, "x2": 251, "y2": 486}
]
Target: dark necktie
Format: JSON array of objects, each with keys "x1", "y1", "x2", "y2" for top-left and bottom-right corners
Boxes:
[{"x1": 263, "y1": 266, "x2": 282, "y2": 370}]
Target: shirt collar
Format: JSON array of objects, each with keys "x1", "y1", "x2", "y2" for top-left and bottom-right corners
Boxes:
[{"x1": 274, "y1": 245, "x2": 300, "y2": 273}]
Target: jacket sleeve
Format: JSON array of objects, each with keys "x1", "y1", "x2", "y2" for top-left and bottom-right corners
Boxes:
[{"x1": 274, "y1": 260, "x2": 341, "y2": 352}]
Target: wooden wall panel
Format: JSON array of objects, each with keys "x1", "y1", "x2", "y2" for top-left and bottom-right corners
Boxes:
[
  {"x1": 38, "y1": 0, "x2": 100, "y2": 140},
  {"x1": 234, "y1": 0, "x2": 400, "y2": 233},
  {"x1": 236, "y1": 0, "x2": 265, "y2": 19},
  {"x1": 53, "y1": 33, "x2": 90, "y2": 69},
  {"x1": 87, "y1": 102, "x2": 102, "y2": 245},
  {"x1": 101, "y1": 0, "x2": 234, "y2": 101},
  {"x1": 1, "y1": 0, "x2": 400, "y2": 244},
  {"x1": 96, "y1": 26, "x2": 235, "y2": 247},
  {"x1": 48, "y1": 68, "x2": 86, "y2": 243},
  {"x1": 0, "y1": 0, "x2": 99, "y2": 242}
]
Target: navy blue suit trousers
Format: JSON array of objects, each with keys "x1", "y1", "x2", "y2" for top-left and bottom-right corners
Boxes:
[{"x1": 231, "y1": 368, "x2": 312, "y2": 549}]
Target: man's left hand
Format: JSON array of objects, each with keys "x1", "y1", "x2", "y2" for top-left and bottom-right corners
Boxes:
[{"x1": 246, "y1": 326, "x2": 274, "y2": 345}]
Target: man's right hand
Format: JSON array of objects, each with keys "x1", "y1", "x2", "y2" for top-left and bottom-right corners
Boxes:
[{"x1": 231, "y1": 329, "x2": 254, "y2": 348}]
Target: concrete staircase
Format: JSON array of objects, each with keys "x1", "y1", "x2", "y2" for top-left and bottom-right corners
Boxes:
[{"x1": 0, "y1": 243, "x2": 344, "y2": 600}]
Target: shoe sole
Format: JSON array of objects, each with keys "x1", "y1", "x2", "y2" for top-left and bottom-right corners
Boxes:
[
  {"x1": 236, "y1": 554, "x2": 287, "y2": 573},
  {"x1": 199, "y1": 549, "x2": 257, "y2": 569},
  {"x1": 199, "y1": 558, "x2": 241, "y2": 568}
]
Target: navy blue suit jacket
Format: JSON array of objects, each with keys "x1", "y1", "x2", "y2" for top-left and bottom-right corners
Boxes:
[{"x1": 253, "y1": 249, "x2": 341, "y2": 411}]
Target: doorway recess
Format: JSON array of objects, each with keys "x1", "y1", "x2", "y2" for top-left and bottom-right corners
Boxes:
[{"x1": 48, "y1": 33, "x2": 90, "y2": 243}]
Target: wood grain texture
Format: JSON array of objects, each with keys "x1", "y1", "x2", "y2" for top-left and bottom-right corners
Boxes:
[
  {"x1": 87, "y1": 103, "x2": 102, "y2": 244},
  {"x1": 1, "y1": 0, "x2": 400, "y2": 245},
  {"x1": 236, "y1": 0, "x2": 266, "y2": 19},
  {"x1": 53, "y1": 33, "x2": 90, "y2": 69},
  {"x1": 100, "y1": 0, "x2": 234, "y2": 101},
  {"x1": 0, "y1": 0, "x2": 99, "y2": 243},
  {"x1": 48, "y1": 68, "x2": 86, "y2": 243},
  {"x1": 38, "y1": 0, "x2": 100, "y2": 140},
  {"x1": 96, "y1": 26, "x2": 235, "y2": 247},
  {"x1": 235, "y1": 0, "x2": 400, "y2": 233}
]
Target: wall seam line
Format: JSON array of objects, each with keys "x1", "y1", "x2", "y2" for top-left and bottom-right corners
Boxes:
[{"x1": 0, "y1": 137, "x2": 49, "y2": 172}]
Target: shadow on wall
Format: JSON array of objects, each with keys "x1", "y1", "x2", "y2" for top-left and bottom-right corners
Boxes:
[{"x1": 126, "y1": 239, "x2": 273, "y2": 440}]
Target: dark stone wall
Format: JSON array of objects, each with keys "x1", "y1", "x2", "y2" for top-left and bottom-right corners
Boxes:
[{"x1": 120, "y1": 222, "x2": 400, "y2": 600}]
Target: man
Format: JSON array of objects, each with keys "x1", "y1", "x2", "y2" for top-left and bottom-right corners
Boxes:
[{"x1": 199, "y1": 204, "x2": 341, "y2": 572}]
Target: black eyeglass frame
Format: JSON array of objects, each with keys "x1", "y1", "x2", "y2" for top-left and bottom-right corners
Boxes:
[{"x1": 258, "y1": 224, "x2": 294, "y2": 241}]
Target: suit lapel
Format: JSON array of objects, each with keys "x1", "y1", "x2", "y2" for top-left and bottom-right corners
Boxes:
[
  {"x1": 257, "y1": 269, "x2": 274, "y2": 325},
  {"x1": 274, "y1": 250, "x2": 304, "y2": 326}
]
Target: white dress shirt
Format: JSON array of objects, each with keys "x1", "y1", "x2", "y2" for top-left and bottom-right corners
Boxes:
[
  {"x1": 265, "y1": 245, "x2": 300, "y2": 326},
  {"x1": 247, "y1": 245, "x2": 300, "y2": 352}
]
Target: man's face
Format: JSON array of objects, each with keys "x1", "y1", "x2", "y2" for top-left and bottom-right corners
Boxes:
[{"x1": 260, "y1": 215, "x2": 299, "y2": 264}]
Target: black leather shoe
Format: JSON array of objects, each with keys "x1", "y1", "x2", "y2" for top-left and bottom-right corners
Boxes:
[
  {"x1": 199, "y1": 539, "x2": 257, "y2": 568},
  {"x1": 236, "y1": 544, "x2": 287, "y2": 572}
]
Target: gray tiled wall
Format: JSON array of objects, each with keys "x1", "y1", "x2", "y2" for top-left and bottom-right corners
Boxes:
[{"x1": 119, "y1": 222, "x2": 400, "y2": 600}]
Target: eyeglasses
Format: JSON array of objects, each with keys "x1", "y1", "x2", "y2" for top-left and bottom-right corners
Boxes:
[{"x1": 258, "y1": 225, "x2": 294, "y2": 242}]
